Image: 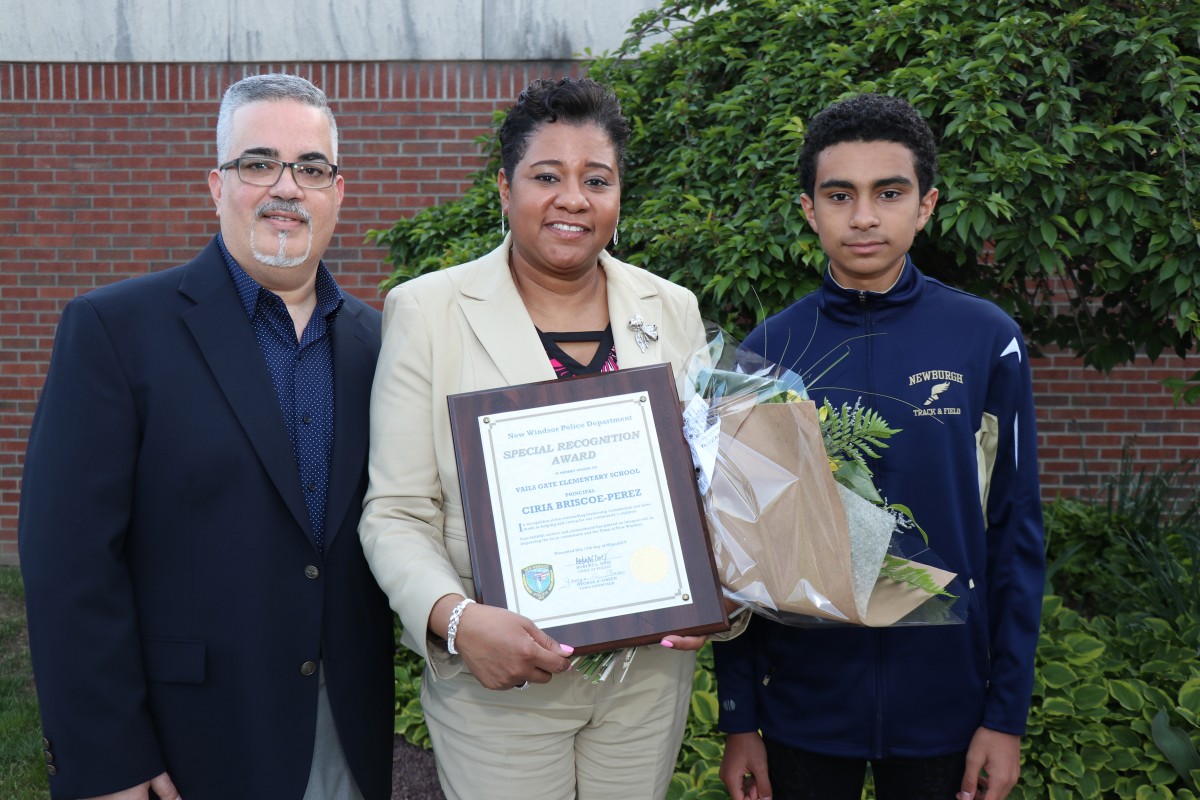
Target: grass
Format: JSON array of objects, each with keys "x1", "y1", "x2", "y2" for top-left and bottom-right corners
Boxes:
[{"x1": 0, "y1": 566, "x2": 49, "y2": 800}]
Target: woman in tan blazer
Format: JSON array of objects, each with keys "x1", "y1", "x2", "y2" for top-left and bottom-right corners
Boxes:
[{"x1": 360, "y1": 78, "x2": 710, "y2": 799}]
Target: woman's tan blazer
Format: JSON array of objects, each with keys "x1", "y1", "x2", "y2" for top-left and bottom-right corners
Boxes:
[{"x1": 359, "y1": 237, "x2": 707, "y2": 677}]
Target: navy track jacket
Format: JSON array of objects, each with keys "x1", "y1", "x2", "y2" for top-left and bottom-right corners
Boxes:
[{"x1": 713, "y1": 258, "x2": 1046, "y2": 758}]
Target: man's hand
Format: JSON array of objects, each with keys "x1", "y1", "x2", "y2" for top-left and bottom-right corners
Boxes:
[
  {"x1": 958, "y1": 727, "x2": 1021, "y2": 800},
  {"x1": 452, "y1": 602, "x2": 573, "y2": 690},
  {"x1": 719, "y1": 732, "x2": 772, "y2": 800},
  {"x1": 83, "y1": 771, "x2": 180, "y2": 800}
]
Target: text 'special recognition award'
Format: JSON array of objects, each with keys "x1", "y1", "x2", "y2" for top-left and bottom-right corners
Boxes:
[{"x1": 448, "y1": 364, "x2": 728, "y2": 654}]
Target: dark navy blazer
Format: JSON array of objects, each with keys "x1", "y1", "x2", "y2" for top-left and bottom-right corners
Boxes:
[{"x1": 19, "y1": 238, "x2": 395, "y2": 799}]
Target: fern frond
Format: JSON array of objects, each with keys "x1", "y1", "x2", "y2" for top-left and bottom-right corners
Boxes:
[
  {"x1": 819, "y1": 398, "x2": 902, "y2": 478},
  {"x1": 880, "y1": 555, "x2": 956, "y2": 599}
]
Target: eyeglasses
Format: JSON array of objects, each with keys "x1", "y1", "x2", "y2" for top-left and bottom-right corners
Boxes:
[{"x1": 218, "y1": 156, "x2": 339, "y2": 189}]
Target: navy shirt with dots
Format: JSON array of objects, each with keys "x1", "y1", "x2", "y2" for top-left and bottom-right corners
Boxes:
[{"x1": 219, "y1": 234, "x2": 342, "y2": 553}]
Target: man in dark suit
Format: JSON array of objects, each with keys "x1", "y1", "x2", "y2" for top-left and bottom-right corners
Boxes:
[{"x1": 18, "y1": 73, "x2": 394, "y2": 800}]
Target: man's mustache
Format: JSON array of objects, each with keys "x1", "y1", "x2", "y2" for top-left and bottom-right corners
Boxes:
[{"x1": 256, "y1": 200, "x2": 312, "y2": 223}]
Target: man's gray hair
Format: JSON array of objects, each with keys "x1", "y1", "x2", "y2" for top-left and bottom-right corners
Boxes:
[{"x1": 215, "y1": 73, "x2": 339, "y2": 164}]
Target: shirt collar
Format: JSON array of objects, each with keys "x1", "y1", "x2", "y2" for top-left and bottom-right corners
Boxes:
[{"x1": 217, "y1": 233, "x2": 344, "y2": 321}]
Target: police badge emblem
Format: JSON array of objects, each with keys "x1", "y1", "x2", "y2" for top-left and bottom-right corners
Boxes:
[{"x1": 521, "y1": 564, "x2": 555, "y2": 600}]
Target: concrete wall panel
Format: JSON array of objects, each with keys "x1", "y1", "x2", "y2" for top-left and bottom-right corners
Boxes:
[
  {"x1": 482, "y1": 0, "x2": 647, "y2": 60},
  {"x1": 0, "y1": 0, "x2": 657, "y2": 62},
  {"x1": 225, "y1": 0, "x2": 483, "y2": 61}
]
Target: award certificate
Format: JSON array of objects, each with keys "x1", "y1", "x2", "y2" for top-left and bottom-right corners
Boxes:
[
  {"x1": 448, "y1": 364, "x2": 728, "y2": 653},
  {"x1": 480, "y1": 391, "x2": 690, "y2": 627}
]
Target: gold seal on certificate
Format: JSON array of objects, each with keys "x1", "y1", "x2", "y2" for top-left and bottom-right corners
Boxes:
[
  {"x1": 448, "y1": 364, "x2": 729, "y2": 654},
  {"x1": 631, "y1": 546, "x2": 671, "y2": 585}
]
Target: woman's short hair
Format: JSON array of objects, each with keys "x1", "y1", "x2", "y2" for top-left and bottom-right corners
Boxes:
[{"x1": 498, "y1": 77, "x2": 631, "y2": 179}]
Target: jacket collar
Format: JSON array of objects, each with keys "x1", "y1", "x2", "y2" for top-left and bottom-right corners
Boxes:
[
  {"x1": 176, "y1": 238, "x2": 372, "y2": 554},
  {"x1": 817, "y1": 254, "x2": 925, "y2": 325},
  {"x1": 456, "y1": 235, "x2": 666, "y2": 384},
  {"x1": 599, "y1": 248, "x2": 665, "y2": 371}
]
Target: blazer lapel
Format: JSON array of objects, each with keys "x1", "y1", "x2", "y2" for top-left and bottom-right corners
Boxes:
[
  {"x1": 178, "y1": 242, "x2": 317, "y2": 547},
  {"x1": 456, "y1": 244, "x2": 673, "y2": 382},
  {"x1": 323, "y1": 300, "x2": 376, "y2": 550},
  {"x1": 602, "y1": 253, "x2": 665, "y2": 372},
  {"x1": 457, "y1": 240, "x2": 557, "y2": 386}
]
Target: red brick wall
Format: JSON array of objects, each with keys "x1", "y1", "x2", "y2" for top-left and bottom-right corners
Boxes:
[
  {"x1": 0, "y1": 60, "x2": 584, "y2": 564},
  {"x1": 1033, "y1": 350, "x2": 1199, "y2": 499},
  {"x1": 1, "y1": 61, "x2": 1196, "y2": 564}
]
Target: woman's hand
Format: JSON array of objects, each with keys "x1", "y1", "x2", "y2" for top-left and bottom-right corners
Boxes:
[
  {"x1": 659, "y1": 634, "x2": 709, "y2": 651},
  {"x1": 659, "y1": 593, "x2": 747, "y2": 650},
  {"x1": 452, "y1": 602, "x2": 574, "y2": 690}
]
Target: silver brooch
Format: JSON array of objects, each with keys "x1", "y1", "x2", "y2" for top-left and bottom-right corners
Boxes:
[{"x1": 627, "y1": 315, "x2": 659, "y2": 353}]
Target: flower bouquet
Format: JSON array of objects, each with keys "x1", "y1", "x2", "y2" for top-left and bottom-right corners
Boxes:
[{"x1": 681, "y1": 324, "x2": 964, "y2": 627}]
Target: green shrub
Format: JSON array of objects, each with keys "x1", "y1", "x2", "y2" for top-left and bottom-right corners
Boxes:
[
  {"x1": 1019, "y1": 597, "x2": 1200, "y2": 799},
  {"x1": 1033, "y1": 462, "x2": 1200, "y2": 796},
  {"x1": 1044, "y1": 457, "x2": 1200, "y2": 622},
  {"x1": 1164, "y1": 371, "x2": 1200, "y2": 407},
  {"x1": 668, "y1": 643, "x2": 726, "y2": 799},
  {"x1": 1043, "y1": 497, "x2": 1129, "y2": 614},
  {"x1": 1104, "y1": 457, "x2": 1200, "y2": 622},
  {"x1": 371, "y1": 0, "x2": 1200, "y2": 369},
  {"x1": 393, "y1": 620, "x2": 431, "y2": 749}
]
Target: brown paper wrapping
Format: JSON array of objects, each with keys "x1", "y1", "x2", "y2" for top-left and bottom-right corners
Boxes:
[{"x1": 705, "y1": 400, "x2": 956, "y2": 626}]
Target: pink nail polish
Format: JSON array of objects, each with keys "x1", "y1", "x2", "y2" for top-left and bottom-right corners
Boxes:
[
  {"x1": 660, "y1": 638, "x2": 674, "y2": 648},
  {"x1": 559, "y1": 644, "x2": 574, "y2": 655}
]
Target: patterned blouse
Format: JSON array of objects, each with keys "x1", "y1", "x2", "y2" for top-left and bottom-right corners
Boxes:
[{"x1": 538, "y1": 324, "x2": 617, "y2": 378}]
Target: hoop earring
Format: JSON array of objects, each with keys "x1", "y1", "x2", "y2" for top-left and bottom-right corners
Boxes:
[
  {"x1": 613, "y1": 220, "x2": 619, "y2": 247},
  {"x1": 501, "y1": 211, "x2": 507, "y2": 238}
]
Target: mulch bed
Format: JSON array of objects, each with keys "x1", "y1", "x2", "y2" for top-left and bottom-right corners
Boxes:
[{"x1": 391, "y1": 736, "x2": 446, "y2": 800}]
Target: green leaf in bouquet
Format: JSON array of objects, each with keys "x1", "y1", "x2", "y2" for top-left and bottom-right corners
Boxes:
[
  {"x1": 880, "y1": 554, "x2": 957, "y2": 599},
  {"x1": 833, "y1": 460, "x2": 883, "y2": 503},
  {"x1": 886, "y1": 502, "x2": 929, "y2": 546},
  {"x1": 572, "y1": 649, "x2": 621, "y2": 683},
  {"x1": 571, "y1": 647, "x2": 639, "y2": 684}
]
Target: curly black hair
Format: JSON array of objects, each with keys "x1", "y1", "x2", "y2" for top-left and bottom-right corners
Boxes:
[
  {"x1": 798, "y1": 93, "x2": 938, "y2": 198},
  {"x1": 498, "y1": 77, "x2": 631, "y2": 180}
]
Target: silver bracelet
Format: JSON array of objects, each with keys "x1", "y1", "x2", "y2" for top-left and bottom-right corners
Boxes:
[{"x1": 446, "y1": 597, "x2": 476, "y2": 655}]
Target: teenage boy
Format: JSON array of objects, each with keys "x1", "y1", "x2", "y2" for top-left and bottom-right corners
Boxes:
[{"x1": 713, "y1": 93, "x2": 1045, "y2": 800}]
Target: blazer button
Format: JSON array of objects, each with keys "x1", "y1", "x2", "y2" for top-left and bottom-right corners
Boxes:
[
  {"x1": 304, "y1": 565, "x2": 320, "y2": 579},
  {"x1": 44, "y1": 749, "x2": 54, "y2": 763},
  {"x1": 47, "y1": 765, "x2": 58, "y2": 776},
  {"x1": 300, "y1": 660, "x2": 317, "y2": 676},
  {"x1": 41, "y1": 737, "x2": 50, "y2": 749}
]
